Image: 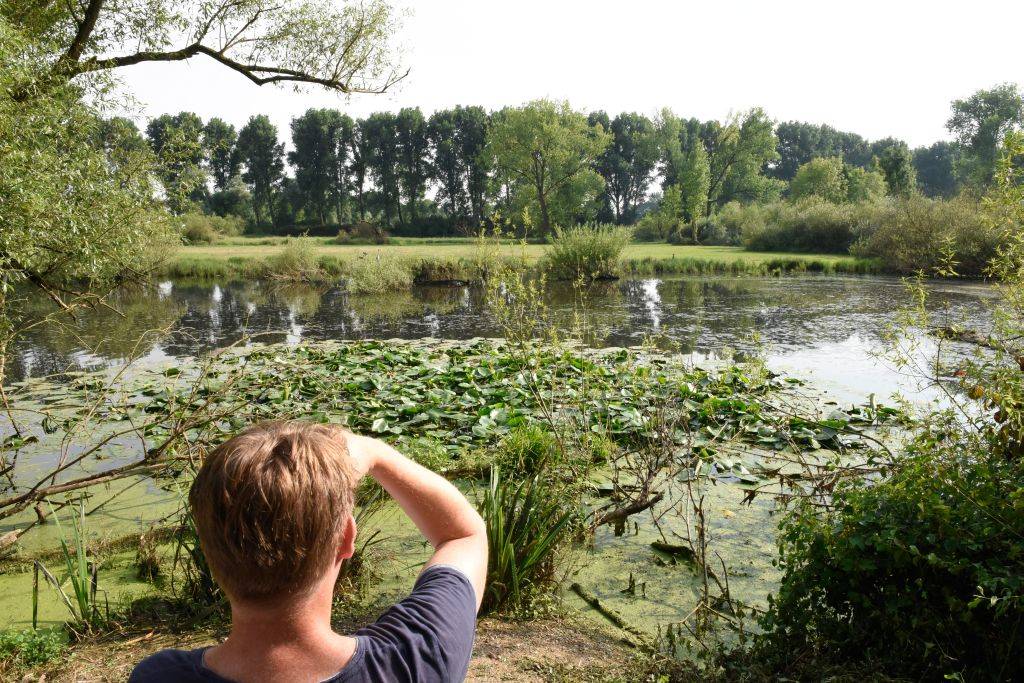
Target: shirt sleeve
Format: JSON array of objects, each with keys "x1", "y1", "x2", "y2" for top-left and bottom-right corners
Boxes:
[{"x1": 353, "y1": 565, "x2": 478, "y2": 682}]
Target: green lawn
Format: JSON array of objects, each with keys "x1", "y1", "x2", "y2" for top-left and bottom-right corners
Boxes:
[{"x1": 176, "y1": 237, "x2": 860, "y2": 267}]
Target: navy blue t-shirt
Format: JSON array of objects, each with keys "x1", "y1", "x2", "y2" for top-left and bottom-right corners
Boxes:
[{"x1": 129, "y1": 566, "x2": 477, "y2": 683}]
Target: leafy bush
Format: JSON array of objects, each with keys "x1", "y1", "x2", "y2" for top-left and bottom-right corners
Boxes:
[
  {"x1": 542, "y1": 224, "x2": 632, "y2": 280},
  {"x1": 181, "y1": 213, "x2": 246, "y2": 244},
  {"x1": 0, "y1": 627, "x2": 67, "y2": 669},
  {"x1": 738, "y1": 199, "x2": 871, "y2": 253},
  {"x1": 478, "y1": 465, "x2": 578, "y2": 615},
  {"x1": 264, "y1": 237, "x2": 323, "y2": 281},
  {"x1": 333, "y1": 221, "x2": 391, "y2": 245},
  {"x1": 850, "y1": 196, "x2": 1001, "y2": 276},
  {"x1": 758, "y1": 435, "x2": 1024, "y2": 679},
  {"x1": 343, "y1": 253, "x2": 414, "y2": 294}
]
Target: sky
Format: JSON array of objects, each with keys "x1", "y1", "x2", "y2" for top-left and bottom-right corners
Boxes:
[{"x1": 116, "y1": 0, "x2": 1024, "y2": 149}]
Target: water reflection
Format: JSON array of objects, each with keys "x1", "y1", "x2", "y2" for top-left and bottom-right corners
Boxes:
[{"x1": 7, "y1": 276, "x2": 995, "y2": 403}]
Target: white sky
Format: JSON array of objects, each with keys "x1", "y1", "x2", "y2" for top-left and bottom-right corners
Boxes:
[{"x1": 117, "y1": 0, "x2": 1024, "y2": 149}]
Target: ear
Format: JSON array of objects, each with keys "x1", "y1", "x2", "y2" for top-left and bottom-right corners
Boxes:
[{"x1": 337, "y1": 514, "x2": 357, "y2": 561}]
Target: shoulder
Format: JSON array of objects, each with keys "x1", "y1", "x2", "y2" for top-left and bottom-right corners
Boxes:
[
  {"x1": 352, "y1": 566, "x2": 477, "y2": 682},
  {"x1": 129, "y1": 648, "x2": 208, "y2": 683}
]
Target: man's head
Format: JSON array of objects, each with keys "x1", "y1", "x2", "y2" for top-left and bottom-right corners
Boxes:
[{"x1": 189, "y1": 421, "x2": 356, "y2": 603}]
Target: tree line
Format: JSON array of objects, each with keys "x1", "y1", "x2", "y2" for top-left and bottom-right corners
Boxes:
[{"x1": 112, "y1": 84, "x2": 1023, "y2": 236}]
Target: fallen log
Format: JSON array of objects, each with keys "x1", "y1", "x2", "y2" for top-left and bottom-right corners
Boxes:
[{"x1": 570, "y1": 582, "x2": 653, "y2": 650}]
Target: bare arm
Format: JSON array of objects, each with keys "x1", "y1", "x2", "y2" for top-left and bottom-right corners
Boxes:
[{"x1": 346, "y1": 434, "x2": 487, "y2": 610}]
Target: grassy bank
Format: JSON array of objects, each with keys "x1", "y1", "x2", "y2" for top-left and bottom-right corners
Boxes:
[{"x1": 159, "y1": 237, "x2": 879, "y2": 281}]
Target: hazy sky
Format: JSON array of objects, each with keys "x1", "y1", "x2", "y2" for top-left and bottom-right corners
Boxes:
[{"x1": 117, "y1": 0, "x2": 1023, "y2": 148}]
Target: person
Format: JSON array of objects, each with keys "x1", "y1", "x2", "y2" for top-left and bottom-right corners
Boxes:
[{"x1": 129, "y1": 421, "x2": 488, "y2": 683}]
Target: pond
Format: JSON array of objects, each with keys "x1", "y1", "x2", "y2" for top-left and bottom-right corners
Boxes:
[
  {"x1": 0, "y1": 274, "x2": 994, "y2": 634},
  {"x1": 8, "y1": 274, "x2": 995, "y2": 405}
]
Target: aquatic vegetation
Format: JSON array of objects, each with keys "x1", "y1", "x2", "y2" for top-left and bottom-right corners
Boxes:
[
  {"x1": 342, "y1": 253, "x2": 415, "y2": 294},
  {"x1": 542, "y1": 224, "x2": 633, "y2": 280},
  {"x1": 264, "y1": 237, "x2": 325, "y2": 281},
  {"x1": 479, "y1": 465, "x2": 578, "y2": 615},
  {"x1": 35, "y1": 498, "x2": 107, "y2": 633}
]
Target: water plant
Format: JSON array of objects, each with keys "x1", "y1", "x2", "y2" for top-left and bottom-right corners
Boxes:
[
  {"x1": 35, "y1": 497, "x2": 108, "y2": 633},
  {"x1": 478, "y1": 465, "x2": 578, "y2": 615},
  {"x1": 541, "y1": 223, "x2": 633, "y2": 280}
]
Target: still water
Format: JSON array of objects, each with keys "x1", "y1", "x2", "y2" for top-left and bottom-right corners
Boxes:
[{"x1": 8, "y1": 274, "x2": 994, "y2": 404}]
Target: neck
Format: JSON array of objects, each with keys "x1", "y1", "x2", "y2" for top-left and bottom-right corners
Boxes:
[{"x1": 225, "y1": 588, "x2": 335, "y2": 647}]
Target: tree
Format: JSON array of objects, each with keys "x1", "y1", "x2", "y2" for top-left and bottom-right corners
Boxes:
[
  {"x1": 428, "y1": 109, "x2": 464, "y2": 221},
  {"x1": 771, "y1": 121, "x2": 872, "y2": 181},
  {"x1": 395, "y1": 107, "x2": 431, "y2": 225},
  {"x1": 876, "y1": 141, "x2": 917, "y2": 197},
  {"x1": 677, "y1": 143, "x2": 711, "y2": 243},
  {"x1": 331, "y1": 114, "x2": 355, "y2": 224},
  {"x1": 790, "y1": 157, "x2": 848, "y2": 203},
  {"x1": 1, "y1": 18, "x2": 173, "y2": 382},
  {"x1": 591, "y1": 112, "x2": 659, "y2": 224},
  {"x1": 913, "y1": 141, "x2": 959, "y2": 198},
  {"x1": 146, "y1": 112, "x2": 207, "y2": 213},
  {"x1": 947, "y1": 84, "x2": 1024, "y2": 189},
  {"x1": 456, "y1": 106, "x2": 491, "y2": 226},
  {"x1": 844, "y1": 164, "x2": 887, "y2": 202},
  {"x1": 707, "y1": 108, "x2": 780, "y2": 213},
  {"x1": 9, "y1": 0, "x2": 404, "y2": 95},
  {"x1": 203, "y1": 118, "x2": 238, "y2": 191},
  {"x1": 361, "y1": 112, "x2": 401, "y2": 225},
  {"x1": 236, "y1": 115, "x2": 284, "y2": 227},
  {"x1": 349, "y1": 120, "x2": 372, "y2": 220},
  {"x1": 485, "y1": 99, "x2": 610, "y2": 234},
  {"x1": 289, "y1": 108, "x2": 345, "y2": 225}
]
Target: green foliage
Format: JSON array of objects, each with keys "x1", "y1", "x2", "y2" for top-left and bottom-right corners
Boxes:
[
  {"x1": 264, "y1": 236, "x2": 324, "y2": 281},
  {"x1": 876, "y1": 141, "x2": 917, "y2": 197},
  {"x1": 737, "y1": 199, "x2": 873, "y2": 253},
  {"x1": 0, "y1": 628, "x2": 67, "y2": 669},
  {"x1": 146, "y1": 112, "x2": 208, "y2": 213},
  {"x1": 542, "y1": 224, "x2": 633, "y2": 280},
  {"x1": 843, "y1": 164, "x2": 887, "y2": 202},
  {"x1": 913, "y1": 140, "x2": 960, "y2": 198},
  {"x1": 0, "y1": 19, "x2": 174, "y2": 303},
  {"x1": 486, "y1": 99, "x2": 611, "y2": 234},
  {"x1": 947, "y1": 83, "x2": 1024, "y2": 189},
  {"x1": 478, "y1": 465, "x2": 578, "y2": 615},
  {"x1": 343, "y1": 254, "x2": 415, "y2": 294},
  {"x1": 37, "y1": 498, "x2": 108, "y2": 632},
  {"x1": 589, "y1": 111, "x2": 660, "y2": 223},
  {"x1": 789, "y1": 157, "x2": 848, "y2": 203},
  {"x1": 758, "y1": 447, "x2": 1024, "y2": 678},
  {"x1": 181, "y1": 213, "x2": 246, "y2": 244},
  {"x1": 236, "y1": 115, "x2": 285, "y2": 227},
  {"x1": 633, "y1": 187, "x2": 683, "y2": 242},
  {"x1": 851, "y1": 196, "x2": 999, "y2": 276}
]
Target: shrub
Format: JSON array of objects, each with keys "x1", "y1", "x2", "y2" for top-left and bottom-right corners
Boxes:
[
  {"x1": 181, "y1": 213, "x2": 246, "y2": 244},
  {"x1": 740, "y1": 199, "x2": 868, "y2": 253},
  {"x1": 265, "y1": 237, "x2": 324, "y2": 281},
  {"x1": 333, "y1": 221, "x2": 390, "y2": 245},
  {"x1": 758, "y1": 438, "x2": 1024, "y2": 679},
  {"x1": 542, "y1": 224, "x2": 633, "y2": 280},
  {"x1": 851, "y1": 196, "x2": 1001, "y2": 276},
  {"x1": 343, "y1": 253, "x2": 415, "y2": 294}
]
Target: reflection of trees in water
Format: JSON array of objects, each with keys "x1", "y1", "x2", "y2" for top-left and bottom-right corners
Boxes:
[
  {"x1": 6, "y1": 276, "x2": 995, "y2": 382},
  {"x1": 7, "y1": 285, "x2": 184, "y2": 380}
]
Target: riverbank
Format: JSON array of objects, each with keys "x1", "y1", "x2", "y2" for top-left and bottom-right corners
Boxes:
[{"x1": 159, "y1": 238, "x2": 880, "y2": 281}]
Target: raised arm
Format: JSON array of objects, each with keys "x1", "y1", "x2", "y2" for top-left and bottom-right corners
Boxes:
[{"x1": 345, "y1": 434, "x2": 487, "y2": 610}]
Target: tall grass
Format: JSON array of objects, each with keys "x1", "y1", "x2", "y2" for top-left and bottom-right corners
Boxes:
[
  {"x1": 542, "y1": 224, "x2": 633, "y2": 280},
  {"x1": 265, "y1": 237, "x2": 325, "y2": 281},
  {"x1": 342, "y1": 253, "x2": 415, "y2": 294},
  {"x1": 478, "y1": 466, "x2": 578, "y2": 615},
  {"x1": 34, "y1": 498, "x2": 107, "y2": 633}
]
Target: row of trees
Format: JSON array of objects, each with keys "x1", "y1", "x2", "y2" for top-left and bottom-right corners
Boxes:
[{"x1": 122, "y1": 85, "x2": 1024, "y2": 235}]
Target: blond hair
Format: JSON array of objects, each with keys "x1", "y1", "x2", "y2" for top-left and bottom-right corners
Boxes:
[{"x1": 189, "y1": 421, "x2": 355, "y2": 601}]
